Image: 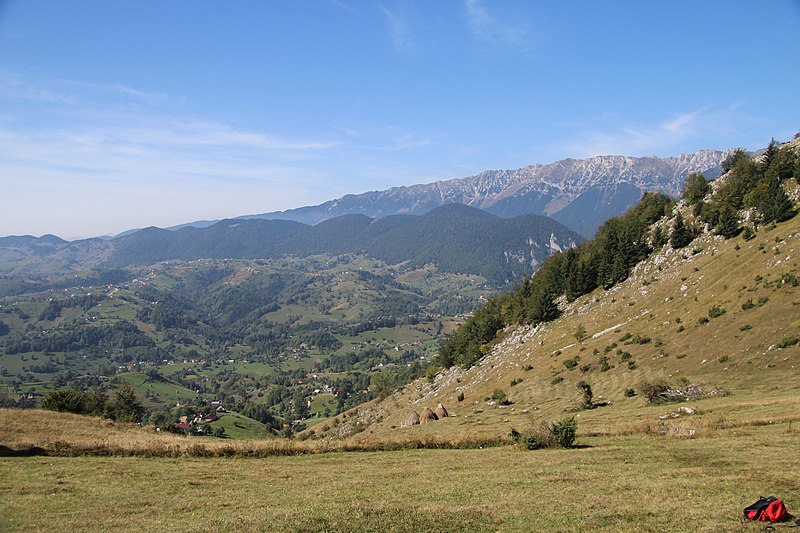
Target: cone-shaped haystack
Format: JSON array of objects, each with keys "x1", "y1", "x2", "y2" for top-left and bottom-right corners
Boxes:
[
  {"x1": 420, "y1": 407, "x2": 439, "y2": 423},
  {"x1": 435, "y1": 403, "x2": 449, "y2": 418},
  {"x1": 405, "y1": 411, "x2": 420, "y2": 426}
]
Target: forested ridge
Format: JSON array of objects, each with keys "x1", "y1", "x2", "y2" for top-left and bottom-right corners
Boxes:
[
  {"x1": 436, "y1": 137, "x2": 800, "y2": 370},
  {"x1": 103, "y1": 204, "x2": 583, "y2": 285}
]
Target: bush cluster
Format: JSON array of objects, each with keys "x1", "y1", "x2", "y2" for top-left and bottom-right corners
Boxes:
[
  {"x1": 511, "y1": 416, "x2": 578, "y2": 450},
  {"x1": 636, "y1": 379, "x2": 671, "y2": 404},
  {"x1": 41, "y1": 382, "x2": 145, "y2": 423}
]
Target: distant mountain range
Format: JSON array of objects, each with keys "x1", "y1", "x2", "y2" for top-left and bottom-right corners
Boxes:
[
  {"x1": 242, "y1": 149, "x2": 729, "y2": 238},
  {"x1": 1, "y1": 148, "x2": 732, "y2": 283},
  {"x1": 0, "y1": 205, "x2": 582, "y2": 285}
]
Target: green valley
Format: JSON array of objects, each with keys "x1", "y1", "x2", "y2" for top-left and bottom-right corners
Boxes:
[{"x1": 0, "y1": 253, "x2": 494, "y2": 435}]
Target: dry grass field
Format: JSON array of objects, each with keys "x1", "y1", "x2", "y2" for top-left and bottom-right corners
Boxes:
[{"x1": 1, "y1": 420, "x2": 798, "y2": 532}]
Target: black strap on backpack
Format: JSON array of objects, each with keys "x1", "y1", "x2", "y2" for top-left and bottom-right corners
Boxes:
[
  {"x1": 744, "y1": 497, "x2": 779, "y2": 521},
  {"x1": 744, "y1": 496, "x2": 800, "y2": 530}
]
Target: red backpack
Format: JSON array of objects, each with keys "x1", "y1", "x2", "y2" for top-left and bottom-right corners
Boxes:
[{"x1": 743, "y1": 496, "x2": 788, "y2": 522}]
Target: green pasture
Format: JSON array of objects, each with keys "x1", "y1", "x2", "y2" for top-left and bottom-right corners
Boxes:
[
  {"x1": 2, "y1": 424, "x2": 797, "y2": 532},
  {"x1": 209, "y1": 411, "x2": 273, "y2": 440},
  {"x1": 121, "y1": 372, "x2": 198, "y2": 407}
]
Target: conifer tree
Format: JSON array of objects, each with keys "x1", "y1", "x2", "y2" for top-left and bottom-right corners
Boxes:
[
  {"x1": 762, "y1": 178, "x2": 795, "y2": 223},
  {"x1": 715, "y1": 204, "x2": 741, "y2": 238},
  {"x1": 651, "y1": 226, "x2": 667, "y2": 248},
  {"x1": 670, "y1": 213, "x2": 693, "y2": 249}
]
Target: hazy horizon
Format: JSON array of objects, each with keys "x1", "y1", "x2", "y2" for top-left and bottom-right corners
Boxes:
[{"x1": 2, "y1": 0, "x2": 799, "y2": 239}]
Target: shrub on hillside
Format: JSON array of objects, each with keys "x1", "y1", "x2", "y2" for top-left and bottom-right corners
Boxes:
[
  {"x1": 778, "y1": 335, "x2": 799, "y2": 349},
  {"x1": 577, "y1": 380, "x2": 594, "y2": 409},
  {"x1": 637, "y1": 379, "x2": 671, "y2": 404},
  {"x1": 491, "y1": 389, "x2": 511, "y2": 405},
  {"x1": 708, "y1": 305, "x2": 726, "y2": 318},
  {"x1": 104, "y1": 383, "x2": 145, "y2": 423},
  {"x1": 551, "y1": 416, "x2": 578, "y2": 448}
]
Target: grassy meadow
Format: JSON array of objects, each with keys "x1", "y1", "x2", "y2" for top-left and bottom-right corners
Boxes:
[
  {"x1": 1, "y1": 418, "x2": 798, "y2": 532},
  {"x1": 2, "y1": 404, "x2": 799, "y2": 532}
]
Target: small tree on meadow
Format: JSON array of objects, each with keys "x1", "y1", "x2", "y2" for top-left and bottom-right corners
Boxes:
[
  {"x1": 574, "y1": 324, "x2": 588, "y2": 343},
  {"x1": 715, "y1": 204, "x2": 741, "y2": 238},
  {"x1": 104, "y1": 382, "x2": 145, "y2": 423},
  {"x1": 577, "y1": 380, "x2": 593, "y2": 409}
]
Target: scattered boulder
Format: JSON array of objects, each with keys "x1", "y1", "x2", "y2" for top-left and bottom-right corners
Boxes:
[
  {"x1": 666, "y1": 426, "x2": 697, "y2": 438},
  {"x1": 435, "y1": 403, "x2": 449, "y2": 418},
  {"x1": 405, "y1": 411, "x2": 420, "y2": 427},
  {"x1": 659, "y1": 406, "x2": 698, "y2": 420},
  {"x1": 420, "y1": 407, "x2": 439, "y2": 423}
]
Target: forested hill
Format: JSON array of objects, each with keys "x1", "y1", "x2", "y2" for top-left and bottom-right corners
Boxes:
[
  {"x1": 109, "y1": 204, "x2": 582, "y2": 284},
  {"x1": 436, "y1": 137, "x2": 800, "y2": 369},
  {"x1": 1, "y1": 205, "x2": 583, "y2": 285}
]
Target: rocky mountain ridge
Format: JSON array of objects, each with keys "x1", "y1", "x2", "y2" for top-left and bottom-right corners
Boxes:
[{"x1": 251, "y1": 149, "x2": 730, "y2": 237}]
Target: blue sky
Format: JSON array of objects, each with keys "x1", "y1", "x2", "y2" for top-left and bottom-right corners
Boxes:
[{"x1": 1, "y1": 1, "x2": 799, "y2": 239}]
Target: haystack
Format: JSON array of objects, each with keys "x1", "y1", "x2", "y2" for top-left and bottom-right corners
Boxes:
[
  {"x1": 405, "y1": 411, "x2": 420, "y2": 426},
  {"x1": 420, "y1": 407, "x2": 439, "y2": 423},
  {"x1": 435, "y1": 403, "x2": 449, "y2": 418}
]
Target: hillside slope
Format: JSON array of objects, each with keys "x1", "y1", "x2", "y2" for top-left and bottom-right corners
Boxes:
[{"x1": 314, "y1": 205, "x2": 800, "y2": 441}]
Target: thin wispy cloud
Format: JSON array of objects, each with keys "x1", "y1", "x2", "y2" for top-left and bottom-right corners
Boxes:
[
  {"x1": 342, "y1": 126, "x2": 430, "y2": 152},
  {"x1": 0, "y1": 73, "x2": 75, "y2": 104},
  {"x1": 463, "y1": 0, "x2": 533, "y2": 52},
  {"x1": 379, "y1": 4, "x2": 416, "y2": 51},
  {"x1": 550, "y1": 107, "x2": 759, "y2": 159},
  {"x1": 328, "y1": 0, "x2": 360, "y2": 16},
  {"x1": 0, "y1": 71, "x2": 442, "y2": 237}
]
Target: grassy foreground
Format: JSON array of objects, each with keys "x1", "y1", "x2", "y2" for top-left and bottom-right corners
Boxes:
[{"x1": 2, "y1": 422, "x2": 798, "y2": 532}]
